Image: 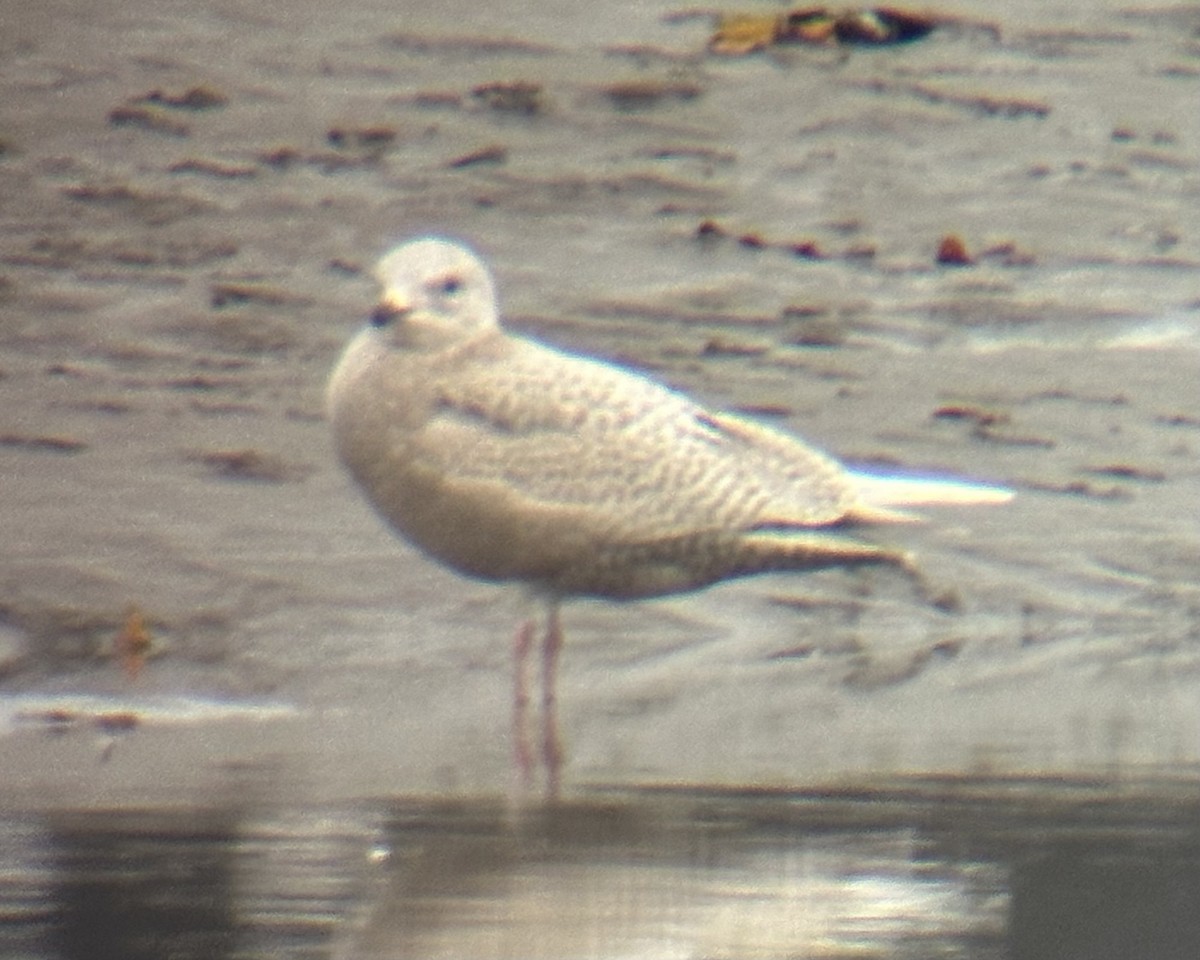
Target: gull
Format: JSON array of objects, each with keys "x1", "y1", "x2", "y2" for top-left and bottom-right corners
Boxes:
[{"x1": 326, "y1": 237, "x2": 1013, "y2": 797}]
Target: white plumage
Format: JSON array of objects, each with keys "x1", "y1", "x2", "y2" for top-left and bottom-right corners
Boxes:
[{"x1": 327, "y1": 236, "x2": 1013, "y2": 794}]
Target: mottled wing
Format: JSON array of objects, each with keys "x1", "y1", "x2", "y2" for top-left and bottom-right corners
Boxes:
[{"x1": 413, "y1": 337, "x2": 856, "y2": 540}]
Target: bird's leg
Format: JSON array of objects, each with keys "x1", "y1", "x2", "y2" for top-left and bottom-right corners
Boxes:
[
  {"x1": 512, "y1": 617, "x2": 535, "y2": 792},
  {"x1": 540, "y1": 603, "x2": 564, "y2": 800}
]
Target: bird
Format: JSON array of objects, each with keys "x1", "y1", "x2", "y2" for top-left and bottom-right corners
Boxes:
[{"x1": 326, "y1": 236, "x2": 1013, "y2": 797}]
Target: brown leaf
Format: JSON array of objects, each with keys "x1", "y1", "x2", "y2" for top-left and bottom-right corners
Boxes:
[{"x1": 115, "y1": 605, "x2": 152, "y2": 681}]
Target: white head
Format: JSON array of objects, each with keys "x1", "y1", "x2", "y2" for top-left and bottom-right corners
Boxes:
[{"x1": 370, "y1": 237, "x2": 498, "y2": 348}]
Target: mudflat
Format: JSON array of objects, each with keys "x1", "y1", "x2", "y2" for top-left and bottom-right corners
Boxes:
[{"x1": 1, "y1": 0, "x2": 1198, "y2": 807}]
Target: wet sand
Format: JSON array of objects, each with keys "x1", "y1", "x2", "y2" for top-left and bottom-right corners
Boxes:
[
  {"x1": 1, "y1": 0, "x2": 1199, "y2": 953},
  {"x1": 4, "y1": 0, "x2": 1199, "y2": 799}
]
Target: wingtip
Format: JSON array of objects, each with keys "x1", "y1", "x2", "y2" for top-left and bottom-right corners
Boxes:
[
  {"x1": 846, "y1": 502, "x2": 925, "y2": 525},
  {"x1": 848, "y1": 468, "x2": 1016, "y2": 511}
]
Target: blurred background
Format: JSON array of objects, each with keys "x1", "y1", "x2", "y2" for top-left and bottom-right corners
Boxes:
[{"x1": 1, "y1": 0, "x2": 1198, "y2": 956}]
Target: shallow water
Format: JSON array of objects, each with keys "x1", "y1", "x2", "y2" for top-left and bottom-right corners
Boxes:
[
  {"x1": 2, "y1": 0, "x2": 1199, "y2": 955},
  {"x1": 5, "y1": 781, "x2": 1200, "y2": 959}
]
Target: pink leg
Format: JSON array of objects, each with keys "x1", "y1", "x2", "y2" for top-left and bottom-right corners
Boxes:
[
  {"x1": 512, "y1": 618, "x2": 535, "y2": 792},
  {"x1": 540, "y1": 604, "x2": 564, "y2": 800}
]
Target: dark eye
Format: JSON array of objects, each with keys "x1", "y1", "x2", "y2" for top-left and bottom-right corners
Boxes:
[
  {"x1": 370, "y1": 304, "x2": 403, "y2": 327},
  {"x1": 437, "y1": 275, "x2": 462, "y2": 296}
]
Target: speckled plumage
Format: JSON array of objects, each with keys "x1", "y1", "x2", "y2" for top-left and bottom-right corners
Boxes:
[
  {"x1": 327, "y1": 236, "x2": 1011, "y2": 796},
  {"x1": 327, "y1": 238, "x2": 909, "y2": 602}
]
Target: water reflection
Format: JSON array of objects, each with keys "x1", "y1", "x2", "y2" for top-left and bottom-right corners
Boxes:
[
  {"x1": 350, "y1": 798, "x2": 1005, "y2": 959},
  {"x1": 51, "y1": 810, "x2": 238, "y2": 960},
  {"x1": 1012, "y1": 840, "x2": 1200, "y2": 960},
  {"x1": 1, "y1": 806, "x2": 386, "y2": 960},
  {"x1": 3, "y1": 777, "x2": 1200, "y2": 959}
]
